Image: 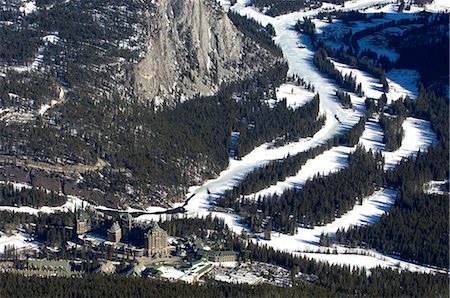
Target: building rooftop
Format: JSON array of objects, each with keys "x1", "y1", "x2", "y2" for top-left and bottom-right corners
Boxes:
[
  {"x1": 199, "y1": 250, "x2": 237, "y2": 258},
  {"x1": 108, "y1": 221, "x2": 121, "y2": 233},
  {"x1": 27, "y1": 259, "x2": 71, "y2": 272},
  {"x1": 124, "y1": 263, "x2": 146, "y2": 277},
  {"x1": 146, "y1": 222, "x2": 166, "y2": 235}
]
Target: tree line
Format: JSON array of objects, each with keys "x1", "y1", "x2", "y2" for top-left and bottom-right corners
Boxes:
[
  {"x1": 219, "y1": 147, "x2": 383, "y2": 233},
  {"x1": 228, "y1": 11, "x2": 282, "y2": 57},
  {"x1": 0, "y1": 184, "x2": 66, "y2": 208},
  {"x1": 219, "y1": 111, "x2": 368, "y2": 204},
  {"x1": 313, "y1": 48, "x2": 363, "y2": 96}
]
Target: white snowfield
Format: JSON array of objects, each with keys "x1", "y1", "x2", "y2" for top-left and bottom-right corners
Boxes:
[
  {"x1": 0, "y1": 181, "x2": 32, "y2": 191},
  {"x1": 425, "y1": 0, "x2": 450, "y2": 12},
  {"x1": 19, "y1": 1, "x2": 37, "y2": 15},
  {"x1": 423, "y1": 180, "x2": 449, "y2": 195},
  {"x1": 0, "y1": 231, "x2": 38, "y2": 255},
  {"x1": 331, "y1": 60, "x2": 418, "y2": 103},
  {"x1": 271, "y1": 83, "x2": 316, "y2": 110},
  {"x1": 358, "y1": 117, "x2": 385, "y2": 151},
  {"x1": 216, "y1": 0, "x2": 232, "y2": 11},
  {"x1": 0, "y1": 107, "x2": 35, "y2": 124},
  {"x1": 383, "y1": 117, "x2": 437, "y2": 170},
  {"x1": 245, "y1": 145, "x2": 352, "y2": 200}
]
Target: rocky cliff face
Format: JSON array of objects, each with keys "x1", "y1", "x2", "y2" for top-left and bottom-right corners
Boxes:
[{"x1": 134, "y1": 0, "x2": 275, "y2": 106}]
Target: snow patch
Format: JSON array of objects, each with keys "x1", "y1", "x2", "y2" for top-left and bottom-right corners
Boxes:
[
  {"x1": 272, "y1": 83, "x2": 315, "y2": 110},
  {"x1": 383, "y1": 117, "x2": 437, "y2": 170},
  {"x1": 19, "y1": 1, "x2": 37, "y2": 15},
  {"x1": 0, "y1": 231, "x2": 38, "y2": 254}
]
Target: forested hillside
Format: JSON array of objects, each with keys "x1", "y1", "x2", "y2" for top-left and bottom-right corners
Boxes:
[{"x1": 0, "y1": 0, "x2": 290, "y2": 207}]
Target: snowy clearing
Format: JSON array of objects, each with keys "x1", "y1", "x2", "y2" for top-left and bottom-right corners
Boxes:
[
  {"x1": 19, "y1": 1, "x2": 37, "y2": 15},
  {"x1": 271, "y1": 83, "x2": 315, "y2": 110},
  {"x1": 38, "y1": 87, "x2": 67, "y2": 116},
  {"x1": 383, "y1": 117, "x2": 437, "y2": 170},
  {"x1": 0, "y1": 231, "x2": 38, "y2": 255},
  {"x1": 423, "y1": 180, "x2": 449, "y2": 195},
  {"x1": 425, "y1": 0, "x2": 450, "y2": 12},
  {"x1": 332, "y1": 60, "x2": 418, "y2": 103},
  {"x1": 245, "y1": 146, "x2": 352, "y2": 200},
  {"x1": 358, "y1": 117, "x2": 385, "y2": 152}
]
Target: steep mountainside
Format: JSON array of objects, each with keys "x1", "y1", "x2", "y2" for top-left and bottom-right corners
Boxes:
[
  {"x1": 0, "y1": 0, "x2": 279, "y2": 208},
  {"x1": 135, "y1": 0, "x2": 270, "y2": 105}
]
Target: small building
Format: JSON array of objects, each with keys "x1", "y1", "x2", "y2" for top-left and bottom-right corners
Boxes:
[
  {"x1": 26, "y1": 259, "x2": 71, "y2": 273},
  {"x1": 123, "y1": 263, "x2": 146, "y2": 277},
  {"x1": 107, "y1": 221, "x2": 122, "y2": 243},
  {"x1": 118, "y1": 213, "x2": 133, "y2": 240},
  {"x1": 94, "y1": 261, "x2": 116, "y2": 274},
  {"x1": 146, "y1": 223, "x2": 169, "y2": 258},
  {"x1": 156, "y1": 260, "x2": 213, "y2": 284},
  {"x1": 199, "y1": 250, "x2": 237, "y2": 263},
  {"x1": 133, "y1": 248, "x2": 145, "y2": 257},
  {"x1": 75, "y1": 210, "x2": 92, "y2": 235}
]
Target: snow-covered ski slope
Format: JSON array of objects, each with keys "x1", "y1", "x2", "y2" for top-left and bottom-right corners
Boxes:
[
  {"x1": 170, "y1": 0, "x2": 441, "y2": 273},
  {"x1": 244, "y1": 145, "x2": 352, "y2": 200}
]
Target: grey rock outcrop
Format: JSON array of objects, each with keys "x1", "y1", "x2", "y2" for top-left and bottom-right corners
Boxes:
[{"x1": 134, "y1": 0, "x2": 276, "y2": 106}]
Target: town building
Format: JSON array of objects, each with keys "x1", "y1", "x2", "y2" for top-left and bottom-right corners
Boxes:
[
  {"x1": 75, "y1": 210, "x2": 92, "y2": 235},
  {"x1": 118, "y1": 212, "x2": 133, "y2": 240},
  {"x1": 199, "y1": 250, "x2": 237, "y2": 263},
  {"x1": 123, "y1": 263, "x2": 146, "y2": 277},
  {"x1": 94, "y1": 261, "x2": 116, "y2": 274},
  {"x1": 107, "y1": 221, "x2": 122, "y2": 243},
  {"x1": 145, "y1": 223, "x2": 169, "y2": 258},
  {"x1": 27, "y1": 259, "x2": 72, "y2": 273}
]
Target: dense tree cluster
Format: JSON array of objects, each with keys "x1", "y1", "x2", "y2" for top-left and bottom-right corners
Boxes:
[
  {"x1": 318, "y1": 10, "x2": 366, "y2": 22},
  {"x1": 0, "y1": 124, "x2": 97, "y2": 165},
  {"x1": 379, "y1": 113, "x2": 405, "y2": 152},
  {"x1": 390, "y1": 13, "x2": 449, "y2": 96},
  {"x1": 0, "y1": 184, "x2": 66, "y2": 208},
  {"x1": 310, "y1": 39, "x2": 390, "y2": 89},
  {"x1": 251, "y1": 0, "x2": 321, "y2": 16},
  {"x1": 313, "y1": 49, "x2": 363, "y2": 95},
  {"x1": 235, "y1": 94, "x2": 324, "y2": 157},
  {"x1": 0, "y1": 211, "x2": 74, "y2": 247},
  {"x1": 295, "y1": 18, "x2": 316, "y2": 36},
  {"x1": 228, "y1": 11, "x2": 282, "y2": 57},
  {"x1": 160, "y1": 216, "x2": 228, "y2": 240},
  {"x1": 335, "y1": 90, "x2": 352, "y2": 108},
  {"x1": 0, "y1": 26, "x2": 41, "y2": 65},
  {"x1": 0, "y1": 71, "x2": 60, "y2": 109}
]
